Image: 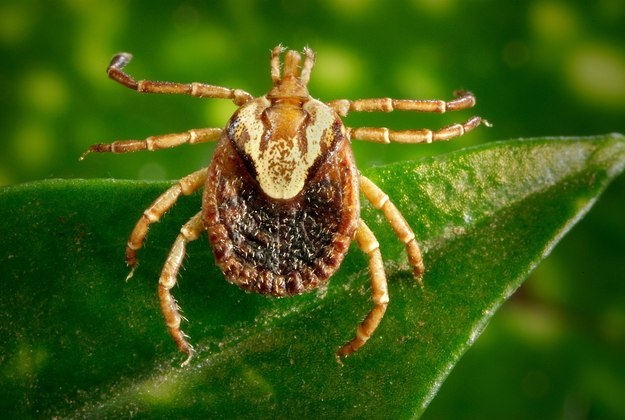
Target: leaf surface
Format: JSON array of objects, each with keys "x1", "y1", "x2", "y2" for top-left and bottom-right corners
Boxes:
[{"x1": 1, "y1": 134, "x2": 624, "y2": 418}]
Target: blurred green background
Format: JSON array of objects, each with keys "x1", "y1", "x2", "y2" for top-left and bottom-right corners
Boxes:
[{"x1": 1, "y1": 0, "x2": 624, "y2": 418}]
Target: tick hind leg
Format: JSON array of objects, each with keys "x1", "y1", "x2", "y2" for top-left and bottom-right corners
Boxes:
[
  {"x1": 158, "y1": 211, "x2": 205, "y2": 366},
  {"x1": 337, "y1": 219, "x2": 389, "y2": 360},
  {"x1": 125, "y1": 168, "x2": 208, "y2": 278},
  {"x1": 359, "y1": 174, "x2": 425, "y2": 283}
]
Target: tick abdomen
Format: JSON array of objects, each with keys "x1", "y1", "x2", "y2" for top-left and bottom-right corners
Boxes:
[{"x1": 204, "y1": 136, "x2": 359, "y2": 297}]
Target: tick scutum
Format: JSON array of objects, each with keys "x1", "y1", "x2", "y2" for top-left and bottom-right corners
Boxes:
[{"x1": 204, "y1": 137, "x2": 359, "y2": 297}]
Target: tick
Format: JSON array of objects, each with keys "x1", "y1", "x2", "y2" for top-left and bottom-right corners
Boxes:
[{"x1": 84, "y1": 46, "x2": 489, "y2": 366}]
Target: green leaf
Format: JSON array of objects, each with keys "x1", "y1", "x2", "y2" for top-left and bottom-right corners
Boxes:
[{"x1": 1, "y1": 134, "x2": 624, "y2": 418}]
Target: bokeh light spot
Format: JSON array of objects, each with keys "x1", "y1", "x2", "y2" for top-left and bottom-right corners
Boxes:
[
  {"x1": 530, "y1": 2, "x2": 579, "y2": 42},
  {"x1": 69, "y1": 1, "x2": 124, "y2": 86},
  {"x1": 0, "y1": 3, "x2": 34, "y2": 46},
  {"x1": 74, "y1": 40, "x2": 113, "y2": 88},
  {"x1": 22, "y1": 69, "x2": 69, "y2": 114},
  {"x1": 566, "y1": 44, "x2": 625, "y2": 108},
  {"x1": 394, "y1": 62, "x2": 445, "y2": 99},
  {"x1": 5, "y1": 343, "x2": 48, "y2": 379},
  {"x1": 12, "y1": 124, "x2": 54, "y2": 170},
  {"x1": 311, "y1": 45, "x2": 363, "y2": 95}
]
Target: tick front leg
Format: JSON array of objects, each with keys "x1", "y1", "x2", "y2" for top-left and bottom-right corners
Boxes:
[
  {"x1": 158, "y1": 211, "x2": 205, "y2": 367},
  {"x1": 126, "y1": 168, "x2": 208, "y2": 277},
  {"x1": 81, "y1": 127, "x2": 222, "y2": 160},
  {"x1": 337, "y1": 219, "x2": 389, "y2": 360},
  {"x1": 107, "y1": 53, "x2": 253, "y2": 105},
  {"x1": 359, "y1": 175, "x2": 425, "y2": 282}
]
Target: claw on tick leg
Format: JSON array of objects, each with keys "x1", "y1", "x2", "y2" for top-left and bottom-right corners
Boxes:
[
  {"x1": 415, "y1": 272, "x2": 424, "y2": 288},
  {"x1": 125, "y1": 248, "x2": 138, "y2": 281},
  {"x1": 335, "y1": 353, "x2": 345, "y2": 366},
  {"x1": 125, "y1": 266, "x2": 136, "y2": 282},
  {"x1": 180, "y1": 346, "x2": 195, "y2": 367}
]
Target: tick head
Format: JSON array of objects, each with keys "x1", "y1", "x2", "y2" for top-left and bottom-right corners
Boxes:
[
  {"x1": 224, "y1": 46, "x2": 346, "y2": 201},
  {"x1": 267, "y1": 46, "x2": 315, "y2": 103}
]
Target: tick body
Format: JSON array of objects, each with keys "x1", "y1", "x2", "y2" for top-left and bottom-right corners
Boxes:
[{"x1": 86, "y1": 46, "x2": 488, "y2": 366}]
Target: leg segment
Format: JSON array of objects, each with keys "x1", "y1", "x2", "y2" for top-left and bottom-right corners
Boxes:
[
  {"x1": 328, "y1": 90, "x2": 478, "y2": 117},
  {"x1": 337, "y1": 219, "x2": 389, "y2": 360},
  {"x1": 81, "y1": 128, "x2": 222, "y2": 160},
  {"x1": 359, "y1": 175, "x2": 425, "y2": 282},
  {"x1": 158, "y1": 211, "x2": 205, "y2": 366},
  {"x1": 107, "y1": 53, "x2": 253, "y2": 106},
  {"x1": 347, "y1": 116, "x2": 490, "y2": 144},
  {"x1": 126, "y1": 168, "x2": 208, "y2": 276},
  {"x1": 299, "y1": 47, "x2": 315, "y2": 85},
  {"x1": 270, "y1": 45, "x2": 285, "y2": 84}
]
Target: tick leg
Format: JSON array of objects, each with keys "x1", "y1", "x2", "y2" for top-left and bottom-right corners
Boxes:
[
  {"x1": 327, "y1": 90, "x2": 478, "y2": 117},
  {"x1": 159, "y1": 211, "x2": 205, "y2": 366},
  {"x1": 359, "y1": 174, "x2": 425, "y2": 282},
  {"x1": 107, "y1": 52, "x2": 253, "y2": 106},
  {"x1": 81, "y1": 128, "x2": 222, "y2": 160},
  {"x1": 337, "y1": 219, "x2": 389, "y2": 360},
  {"x1": 327, "y1": 90, "x2": 489, "y2": 144},
  {"x1": 346, "y1": 116, "x2": 490, "y2": 144},
  {"x1": 126, "y1": 168, "x2": 208, "y2": 277}
]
